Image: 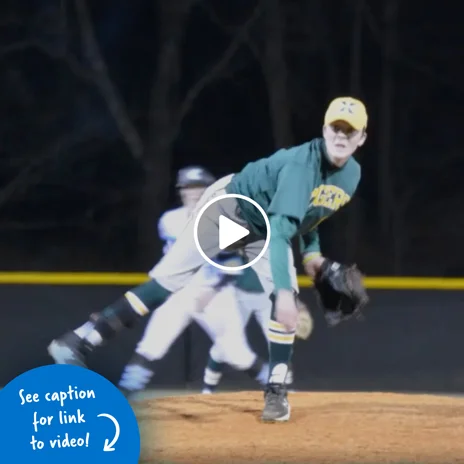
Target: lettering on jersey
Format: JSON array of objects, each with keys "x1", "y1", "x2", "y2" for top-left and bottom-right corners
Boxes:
[{"x1": 310, "y1": 185, "x2": 350, "y2": 211}]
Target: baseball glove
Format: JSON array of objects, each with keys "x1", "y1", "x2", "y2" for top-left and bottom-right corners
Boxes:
[
  {"x1": 314, "y1": 259, "x2": 369, "y2": 327},
  {"x1": 295, "y1": 298, "x2": 313, "y2": 340}
]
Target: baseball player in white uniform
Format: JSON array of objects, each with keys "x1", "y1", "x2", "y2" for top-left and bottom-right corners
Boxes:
[
  {"x1": 49, "y1": 166, "x2": 294, "y2": 396},
  {"x1": 117, "y1": 166, "x2": 275, "y2": 395}
]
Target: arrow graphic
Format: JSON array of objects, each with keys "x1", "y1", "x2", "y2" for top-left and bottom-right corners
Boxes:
[{"x1": 97, "y1": 413, "x2": 120, "y2": 452}]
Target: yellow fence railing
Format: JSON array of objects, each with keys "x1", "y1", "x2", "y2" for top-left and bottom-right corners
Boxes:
[{"x1": 0, "y1": 272, "x2": 461, "y2": 289}]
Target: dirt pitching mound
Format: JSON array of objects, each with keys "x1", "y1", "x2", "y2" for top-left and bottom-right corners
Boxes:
[{"x1": 135, "y1": 391, "x2": 464, "y2": 464}]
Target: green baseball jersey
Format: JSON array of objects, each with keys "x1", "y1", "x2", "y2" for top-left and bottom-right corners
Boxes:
[{"x1": 226, "y1": 137, "x2": 360, "y2": 291}]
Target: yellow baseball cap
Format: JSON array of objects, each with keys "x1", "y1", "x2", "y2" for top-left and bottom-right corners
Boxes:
[{"x1": 324, "y1": 97, "x2": 368, "y2": 130}]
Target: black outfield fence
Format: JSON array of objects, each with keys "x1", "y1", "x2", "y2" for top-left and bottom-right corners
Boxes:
[{"x1": 1, "y1": 273, "x2": 463, "y2": 393}]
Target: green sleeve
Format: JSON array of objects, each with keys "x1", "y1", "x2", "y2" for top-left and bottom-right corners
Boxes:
[
  {"x1": 267, "y1": 162, "x2": 314, "y2": 292},
  {"x1": 269, "y1": 215, "x2": 299, "y2": 292},
  {"x1": 299, "y1": 229, "x2": 322, "y2": 263},
  {"x1": 267, "y1": 163, "x2": 313, "y2": 223}
]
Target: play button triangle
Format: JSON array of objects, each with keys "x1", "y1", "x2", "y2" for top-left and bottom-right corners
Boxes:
[{"x1": 218, "y1": 215, "x2": 250, "y2": 250}]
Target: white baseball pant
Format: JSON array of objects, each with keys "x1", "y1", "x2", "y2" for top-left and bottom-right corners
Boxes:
[
  {"x1": 136, "y1": 266, "x2": 262, "y2": 371},
  {"x1": 143, "y1": 174, "x2": 298, "y2": 383}
]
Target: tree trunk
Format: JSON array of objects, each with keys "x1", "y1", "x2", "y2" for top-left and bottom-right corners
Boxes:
[
  {"x1": 261, "y1": 0, "x2": 293, "y2": 148},
  {"x1": 345, "y1": 0, "x2": 365, "y2": 263},
  {"x1": 137, "y1": 1, "x2": 258, "y2": 268},
  {"x1": 390, "y1": 97, "x2": 414, "y2": 275},
  {"x1": 137, "y1": 0, "x2": 193, "y2": 268},
  {"x1": 315, "y1": 2, "x2": 341, "y2": 96},
  {"x1": 378, "y1": 0, "x2": 398, "y2": 270},
  {"x1": 74, "y1": 0, "x2": 144, "y2": 159}
]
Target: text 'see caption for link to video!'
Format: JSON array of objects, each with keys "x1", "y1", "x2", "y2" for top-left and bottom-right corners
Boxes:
[{"x1": 0, "y1": 364, "x2": 141, "y2": 463}]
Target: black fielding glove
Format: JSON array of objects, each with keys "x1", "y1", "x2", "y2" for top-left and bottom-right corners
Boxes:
[{"x1": 314, "y1": 259, "x2": 369, "y2": 327}]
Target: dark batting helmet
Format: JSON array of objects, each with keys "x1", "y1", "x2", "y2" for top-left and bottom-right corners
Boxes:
[{"x1": 176, "y1": 166, "x2": 216, "y2": 188}]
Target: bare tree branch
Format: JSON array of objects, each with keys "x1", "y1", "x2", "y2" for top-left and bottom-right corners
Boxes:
[
  {"x1": 0, "y1": 38, "x2": 94, "y2": 81},
  {"x1": 176, "y1": 2, "x2": 263, "y2": 125},
  {"x1": 201, "y1": 1, "x2": 263, "y2": 71},
  {"x1": 202, "y1": 1, "x2": 265, "y2": 68},
  {"x1": 364, "y1": 3, "x2": 464, "y2": 97},
  {"x1": 0, "y1": 137, "x2": 74, "y2": 208},
  {"x1": 74, "y1": 0, "x2": 144, "y2": 158},
  {"x1": 0, "y1": 122, "x2": 110, "y2": 209}
]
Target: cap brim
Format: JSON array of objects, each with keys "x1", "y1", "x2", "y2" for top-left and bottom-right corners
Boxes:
[{"x1": 326, "y1": 117, "x2": 364, "y2": 131}]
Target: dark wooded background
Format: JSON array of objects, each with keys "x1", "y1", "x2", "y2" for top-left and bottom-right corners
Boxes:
[{"x1": 0, "y1": 1, "x2": 463, "y2": 277}]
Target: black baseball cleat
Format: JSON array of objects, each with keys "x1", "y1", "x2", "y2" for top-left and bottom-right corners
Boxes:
[
  {"x1": 47, "y1": 332, "x2": 91, "y2": 368},
  {"x1": 261, "y1": 383, "x2": 291, "y2": 422}
]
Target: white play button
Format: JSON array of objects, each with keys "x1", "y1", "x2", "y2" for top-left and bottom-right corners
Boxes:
[
  {"x1": 218, "y1": 215, "x2": 250, "y2": 250},
  {"x1": 193, "y1": 193, "x2": 270, "y2": 271}
]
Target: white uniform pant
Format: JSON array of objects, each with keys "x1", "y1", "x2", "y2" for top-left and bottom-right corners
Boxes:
[{"x1": 136, "y1": 267, "x2": 272, "y2": 371}]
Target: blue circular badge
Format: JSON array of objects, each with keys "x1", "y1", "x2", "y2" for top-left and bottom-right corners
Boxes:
[{"x1": 0, "y1": 364, "x2": 140, "y2": 463}]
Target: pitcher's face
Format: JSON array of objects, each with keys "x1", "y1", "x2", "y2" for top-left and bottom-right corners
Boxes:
[{"x1": 323, "y1": 121, "x2": 366, "y2": 165}]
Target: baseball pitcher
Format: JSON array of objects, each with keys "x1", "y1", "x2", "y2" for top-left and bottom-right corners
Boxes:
[{"x1": 48, "y1": 97, "x2": 370, "y2": 422}]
